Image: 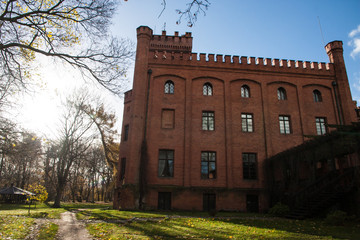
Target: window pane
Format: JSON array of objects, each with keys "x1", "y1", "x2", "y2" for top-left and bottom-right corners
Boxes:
[{"x1": 165, "y1": 81, "x2": 174, "y2": 94}]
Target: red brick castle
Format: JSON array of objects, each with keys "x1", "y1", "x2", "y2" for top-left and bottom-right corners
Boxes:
[{"x1": 114, "y1": 26, "x2": 358, "y2": 212}]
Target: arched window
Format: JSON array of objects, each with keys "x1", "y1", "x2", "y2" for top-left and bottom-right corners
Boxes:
[
  {"x1": 203, "y1": 82, "x2": 213, "y2": 96},
  {"x1": 313, "y1": 90, "x2": 322, "y2": 102},
  {"x1": 241, "y1": 85, "x2": 250, "y2": 98},
  {"x1": 164, "y1": 80, "x2": 174, "y2": 94},
  {"x1": 277, "y1": 87, "x2": 287, "y2": 100}
]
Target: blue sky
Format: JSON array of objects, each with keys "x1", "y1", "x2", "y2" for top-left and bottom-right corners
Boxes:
[
  {"x1": 15, "y1": 0, "x2": 360, "y2": 137},
  {"x1": 113, "y1": 0, "x2": 360, "y2": 102}
]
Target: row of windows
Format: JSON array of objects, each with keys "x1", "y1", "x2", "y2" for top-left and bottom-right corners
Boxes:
[
  {"x1": 123, "y1": 114, "x2": 327, "y2": 142},
  {"x1": 158, "y1": 150, "x2": 258, "y2": 180},
  {"x1": 164, "y1": 80, "x2": 323, "y2": 102},
  {"x1": 202, "y1": 111, "x2": 327, "y2": 136}
]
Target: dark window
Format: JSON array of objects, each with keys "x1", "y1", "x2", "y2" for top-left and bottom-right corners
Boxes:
[
  {"x1": 203, "y1": 193, "x2": 216, "y2": 211},
  {"x1": 120, "y1": 158, "x2": 126, "y2": 181},
  {"x1": 277, "y1": 87, "x2": 287, "y2": 100},
  {"x1": 243, "y1": 153, "x2": 257, "y2": 179},
  {"x1": 161, "y1": 109, "x2": 175, "y2": 129},
  {"x1": 279, "y1": 115, "x2": 291, "y2": 134},
  {"x1": 158, "y1": 192, "x2": 171, "y2": 210},
  {"x1": 202, "y1": 111, "x2": 215, "y2": 131},
  {"x1": 164, "y1": 80, "x2": 174, "y2": 94},
  {"x1": 203, "y1": 82, "x2": 213, "y2": 96},
  {"x1": 123, "y1": 125, "x2": 129, "y2": 141},
  {"x1": 241, "y1": 85, "x2": 250, "y2": 98},
  {"x1": 201, "y1": 151, "x2": 216, "y2": 179},
  {"x1": 246, "y1": 195, "x2": 259, "y2": 213},
  {"x1": 313, "y1": 90, "x2": 322, "y2": 102},
  {"x1": 241, "y1": 113, "x2": 253, "y2": 132},
  {"x1": 316, "y1": 117, "x2": 327, "y2": 135},
  {"x1": 158, "y1": 150, "x2": 174, "y2": 177}
]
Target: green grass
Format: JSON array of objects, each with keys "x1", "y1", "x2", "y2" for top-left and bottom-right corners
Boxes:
[
  {"x1": 86, "y1": 217, "x2": 360, "y2": 240},
  {"x1": 0, "y1": 203, "x2": 66, "y2": 219},
  {"x1": 1, "y1": 203, "x2": 360, "y2": 240},
  {"x1": 82, "y1": 210, "x2": 360, "y2": 240},
  {"x1": 37, "y1": 222, "x2": 59, "y2": 240},
  {"x1": 0, "y1": 216, "x2": 34, "y2": 239}
]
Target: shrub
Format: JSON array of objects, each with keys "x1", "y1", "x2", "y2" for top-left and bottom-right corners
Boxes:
[
  {"x1": 268, "y1": 202, "x2": 290, "y2": 217},
  {"x1": 325, "y1": 210, "x2": 347, "y2": 225}
]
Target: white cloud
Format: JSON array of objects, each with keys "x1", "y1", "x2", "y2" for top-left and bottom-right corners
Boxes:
[
  {"x1": 349, "y1": 25, "x2": 360, "y2": 59},
  {"x1": 349, "y1": 25, "x2": 360, "y2": 38},
  {"x1": 350, "y1": 38, "x2": 360, "y2": 58}
]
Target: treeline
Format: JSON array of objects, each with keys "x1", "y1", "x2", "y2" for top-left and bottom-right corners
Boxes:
[{"x1": 0, "y1": 91, "x2": 119, "y2": 206}]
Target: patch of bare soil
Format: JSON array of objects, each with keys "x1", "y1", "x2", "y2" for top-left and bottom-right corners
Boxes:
[{"x1": 55, "y1": 211, "x2": 94, "y2": 240}]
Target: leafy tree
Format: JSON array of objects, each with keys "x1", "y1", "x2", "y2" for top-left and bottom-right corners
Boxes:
[
  {"x1": 79, "y1": 103, "x2": 119, "y2": 172},
  {"x1": 27, "y1": 184, "x2": 48, "y2": 214},
  {"x1": 0, "y1": 0, "x2": 134, "y2": 96}
]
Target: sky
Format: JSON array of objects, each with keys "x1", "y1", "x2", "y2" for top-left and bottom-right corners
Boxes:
[{"x1": 14, "y1": 0, "x2": 360, "y2": 138}]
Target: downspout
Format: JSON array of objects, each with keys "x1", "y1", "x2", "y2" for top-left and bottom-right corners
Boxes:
[
  {"x1": 332, "y1": 81, "x2": 344, "y2": 125},
  {"x1": 139, "y1": 69, "x2": 152, "y2": 209}
]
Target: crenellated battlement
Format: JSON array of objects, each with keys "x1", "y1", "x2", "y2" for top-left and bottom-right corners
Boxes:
[
  {"x1": 149, "y1": 51, "x2": 333, "y2": 74},
  {"x1": 149, "y1": 30, "x2": 193, "y2": 54}
]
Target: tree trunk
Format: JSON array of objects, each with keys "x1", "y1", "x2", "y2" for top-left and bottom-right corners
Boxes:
[{"x1": 53, "y1": 179, "x2": 66, "y2": 208}]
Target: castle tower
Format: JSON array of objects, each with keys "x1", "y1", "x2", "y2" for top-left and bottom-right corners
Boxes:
[{"x1": 325, "y1": 41, "x2": 357, "y2": 124}]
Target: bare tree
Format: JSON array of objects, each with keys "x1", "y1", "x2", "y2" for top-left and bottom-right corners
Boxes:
[
  {"x1": 159, "y1": 0, "x2": 211, "y2": 27},
  {"x1": 0, "y1": 0, "x2": 134, "y2": 96},
  {"x1": 52, "y1": 94, "x2": 95, "y2": 207}
]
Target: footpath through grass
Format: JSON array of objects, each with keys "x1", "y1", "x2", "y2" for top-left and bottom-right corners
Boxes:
[{"x1": 0, "y1": 202, "x2": 110, "y2": 239}]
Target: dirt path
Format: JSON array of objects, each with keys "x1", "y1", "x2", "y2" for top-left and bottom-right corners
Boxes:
[{"x1": 56, "y1": 211, "x2": 93, "y2": 240}]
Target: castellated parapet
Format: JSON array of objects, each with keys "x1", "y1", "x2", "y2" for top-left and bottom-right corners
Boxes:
[
  {"x1": 149, "y1": 30, "x2": 193, "y2": 54},
  {"x1": 148, "y1": 30, "x2": 333, "y2": 76}
]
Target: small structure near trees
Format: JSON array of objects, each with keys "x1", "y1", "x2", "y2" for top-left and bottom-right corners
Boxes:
[{"x1": 0, "y1": 185, "x2": 35, "y2": 203}]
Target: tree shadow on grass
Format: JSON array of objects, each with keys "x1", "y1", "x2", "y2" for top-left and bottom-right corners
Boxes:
[{"x1": 89, "y1": 215, "x2": 360, "y2": 240}]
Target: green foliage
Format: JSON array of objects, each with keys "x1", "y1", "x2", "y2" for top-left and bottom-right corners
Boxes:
[
  {"x1": 325, "y1": 210, "x2": 347, "y2": 226},
  {"x1": 28, "y1": 184, "x2": 48, "y2": 203},
  {"x1": 268, "y1": 202, "x2": 290, "y2": 217},
  {"x1": 38, "y1": 222, "x2": 59, "y2": 240}
]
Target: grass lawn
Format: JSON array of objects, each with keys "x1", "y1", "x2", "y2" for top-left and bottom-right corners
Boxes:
[
  {"x1": 1, "y1": 203, "x2": 360, "y2": 240},
  {"x1": 0, "y1": 216, "x2": 34, "y2": 239},
  {"x1": 81, "y1": 209, "x2": 360, "y2": 240},
  {"x1": 0, "y1": 203, "x2": 66, "y2": 219}
]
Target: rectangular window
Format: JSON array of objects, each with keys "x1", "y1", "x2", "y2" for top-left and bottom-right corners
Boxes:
[
  {"x1": 279, "y1": 115, "x2": 291, "y2": 134},
  {"x1": 123, "y1": 124, "x2": 129, "y2": 141},
  {"x1": 203, "y1": 193, "x2": 216, "y2": 211},
  {"x1": 161, "y1": 109, "x2": 175, "y2": 129},
  {"x1": 158, "y1": 150, "x2": 174, "y2": 177},
  {"x1": 243, "y1": 153, "x2": 257, "y2": 180},
  {"x1": 201, "y1": 151, "x2": 216, "y2": 179},
  {"x1": 158, "y1": 192, "x2": 171, "y2": 210},
  {"x1": 241, "y1": 113, "x2": 254, "y2": 132},
  {"x1": 120, "y1": 158, "x2": 126, "y2": 181},
  {"x1": 202, "y1": 111, "x2": 215, "y2": 131},
  {"x1": 316, "y1": 117, "x2": 327, "y2": 135}
]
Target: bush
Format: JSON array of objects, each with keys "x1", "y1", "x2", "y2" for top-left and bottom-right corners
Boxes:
[
  {"x1": 268, "y1": 202, "x2": 290, "y2": 217},
  {"x1": 325, "y1": 210, "x2": 347, "y2": 225}
]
